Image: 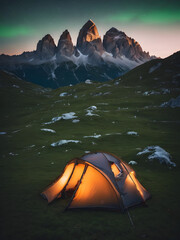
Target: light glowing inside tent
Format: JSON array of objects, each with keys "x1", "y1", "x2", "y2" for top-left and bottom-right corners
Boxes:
[
  {"x1": 65, "y1": 164, "x2": 85, "y2": 191},
  {"x1": 42, "y1": 162, "x2": 74, "y2": 203},
  {"x1": 125, "y1": 171, "x2": 147, "y2": 200},
  {"x1": 111, "y1": 163, "x2": 121, "y2": 177},
  {"x1": 70, "y1": 165, "x2": 120, "y2": 208}
]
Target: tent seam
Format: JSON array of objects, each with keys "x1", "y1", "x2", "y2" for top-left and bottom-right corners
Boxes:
[{"x1": 59, "y1": 159, "x2": 78, "y2": 198}]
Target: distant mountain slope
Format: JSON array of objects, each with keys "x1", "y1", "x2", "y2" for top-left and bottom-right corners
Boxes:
[
  {"x1": 119, "y1": 50, "x2": 180, "y2": 88},
  {"x1": 0, "y1": 20, "x2": 153, "y2": 88},
  {"x1": 0, "y1": 70, "x2": 51, "y2": 115}
]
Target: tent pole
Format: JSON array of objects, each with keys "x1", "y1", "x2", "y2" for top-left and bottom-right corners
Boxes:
[
  {"x1": 64, "y1": 164, "x2": 88, "y2": 211},
  {"x1": 60, "y1": 159, "x2": 77, "y2": 198}
]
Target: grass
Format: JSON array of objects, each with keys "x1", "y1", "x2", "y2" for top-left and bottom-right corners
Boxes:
[{"x1": 0, "y1": 68, "x2": 180, "y2": 240}]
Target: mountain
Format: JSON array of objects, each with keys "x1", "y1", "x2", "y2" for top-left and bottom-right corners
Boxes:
[
  {"x1": 76, "y1": 19, "x2": 104, "y2": 63},
  {"x1": 36, "y1": 34, "x2": 57, "y2": 59},
  {"x1": 103, "y1": 27, "x2": 150, "y2": 61},
  {"x1": 120, "y1": 50, "x2": 180, "y2": 88},
  {"x1": 57, "y1": 30, "x2": 74, "y2": 58},
  {"x1": 0, "y1": 19, "x2": 153, "y2": 88}
]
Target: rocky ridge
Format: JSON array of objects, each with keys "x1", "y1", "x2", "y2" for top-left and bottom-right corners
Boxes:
[
  {"x1": 103, "y1": 27, "x2": 150, "y2": 61},
  {"x1": 0, "y1": 19, "x2": 153, "y2": 88},
  {"x1": 1, "y1": 19, "x2": 151, "y2": 63}
]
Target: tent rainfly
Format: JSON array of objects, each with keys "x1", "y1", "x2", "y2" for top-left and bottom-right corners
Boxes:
[{"x1": 41, "y1": 152, "x2": 150, "y2": 211}]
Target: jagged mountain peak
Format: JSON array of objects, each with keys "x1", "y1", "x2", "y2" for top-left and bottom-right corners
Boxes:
[
  {"x1": 36, "y1": 34, "x2": 56, "y2": 59},
  {"x1": 77, "y1": 19, "x2": 103, "y2": 55},
  {"x1": 59, "y1": 30, "x2": 72, "y2": 41},
  {"x1": 77, "y1": 19, "x2": 101, "y2": 46},
  {"x1": 105, "y1": 27, "x2": 126, "y2": 38},
  {"x1": 82, "y1": 19, "x2": 96, "y2": 30},
  {"x1": 89, "y1": 19, "x2": 95, "y2": 23},
  {"x1": 103, "y1": 27, "x2": 150, "y2": 61},
  {"x1": 42, "y1": 34, "x2": 54, "y2": 41},
  {"x1": 57, "y1": 30, "x2": 74, "y2": 57}
]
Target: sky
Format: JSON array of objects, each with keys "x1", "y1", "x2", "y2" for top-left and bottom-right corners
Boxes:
[{"x1": 0, "y1": 0, "x2": 180, "y2": 58}]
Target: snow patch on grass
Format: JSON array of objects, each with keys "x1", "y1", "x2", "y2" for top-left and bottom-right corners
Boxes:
[
  {"x1": 59, "y1": 92, "x2": 68, "y2": 97},
  {"x1": 128, "y1": 161, "x2": 137, "y2": 165},
  {"x1": 43, "y1": 112, "x2": 77, "y2": 125},
  {"x1": 85, "y1": 79, "x2": 93, "y2": 84},
  {"x1": 0, "y1": 132, "x2": 7, "y2": 135},
  {"x1": 88, "y1": 106, "x2": 97, "y2": 111},
  {"x1": 86, "y1": 106, "x2": 99, "y2": 116},
  {"x1": 137, "y1": 146, "x2": 176, "y2": 167},
  {"x1": 105, "y1": 133, "x2": 121, "y2": 136},
  {"x1": 104, "y1": 92, "x2": 111, "y2": 95},
  {"x1": 72, "y1": 119, "x2": 80, "y2": 123},
  {"x1": 59, "y1": 92, "x2": 72, "y2": 97},
  {"x1": 84, "y1": 133, "x2": 101, "y2": 139},
  {"x1": 41, "y1": 128, "x2": 56, "y2": 133},
  {"x1": 114, "y1": 81, "x2": 120, "y2": 85},
  {"x1": 12, "y1": 84, "x2": 20, "y2": 88},
  {"x1": 143, "y1": 91, "x2": 160, "y2": 96},
  {"x1": 161, "y1": 88, "x2": 170, "y2": 94},
  {"x1": 27, "y1": 145, "x2": 35, "y2": 149},
  {"x1": 59, "y1": 112, "x2": 77, "y2": 120},
  {"x1": 12, "y1": 129, "x2": 21, "y2": 134},
  {"x1": 86, "y1": 111, "x2": 98, "y2": 116},
  {"x1": 9, "y1": 152, "x2": 18, "y2": 156},
  {"x1": 127, "y1": 131, "x2": 138, "y2": 136},
  {"x1": 51, "y1": 140, "x2": 81, "y2": 147}
]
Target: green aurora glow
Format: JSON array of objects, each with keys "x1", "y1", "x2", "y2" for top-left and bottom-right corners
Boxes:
[
  {"x1": 0, "y1": 26, "x2": 34, "y2": 38},
  {"x1": 0, "y1": 0, "x2": 179, "y2": 57},
  {"x1": 108, "y1": 9, "x2": 180, "y2": 24}
]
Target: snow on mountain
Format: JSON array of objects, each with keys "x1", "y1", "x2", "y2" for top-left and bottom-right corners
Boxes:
[{"x1": 0, "y1": 19, "x2": 153, "y2": 88}]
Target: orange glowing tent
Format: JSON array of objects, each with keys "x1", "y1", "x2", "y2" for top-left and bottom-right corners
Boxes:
[{"x1": 41, "y1": 152, "x2": 150, "y2": 211}]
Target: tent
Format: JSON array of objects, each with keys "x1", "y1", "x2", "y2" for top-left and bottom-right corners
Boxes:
[{"x1": 41, "y1": 152, "x2": 150, "y2": 211}]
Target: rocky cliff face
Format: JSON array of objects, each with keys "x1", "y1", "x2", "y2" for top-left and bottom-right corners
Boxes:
[
  {"x1": 1, "y1": 20, "x2": 152, "y2": 63},
  {"x1": 57, "y1": 30, "x2": 74, "y2": 58},
  {"x1": 103, "y1": 28, "x2": 150, "y2": 61},
  {"x1": 0, "y1": 19, "x2": 154, "y2": 88},
  {"x1": 77, "y1": 19, "x2": 104, "y2": 55},
  {"x1": 36, "y1": 34, "x2": 56, "y2": 59}
]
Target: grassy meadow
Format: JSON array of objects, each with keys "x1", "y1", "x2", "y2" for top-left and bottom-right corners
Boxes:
[{"x1": 0, "y1": 56, "x2": 180, "y2": 240}]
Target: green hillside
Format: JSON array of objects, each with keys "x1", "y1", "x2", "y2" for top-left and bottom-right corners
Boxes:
[{"x1": 0, "y1": 51, "x2": 180, "y2": 240}]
